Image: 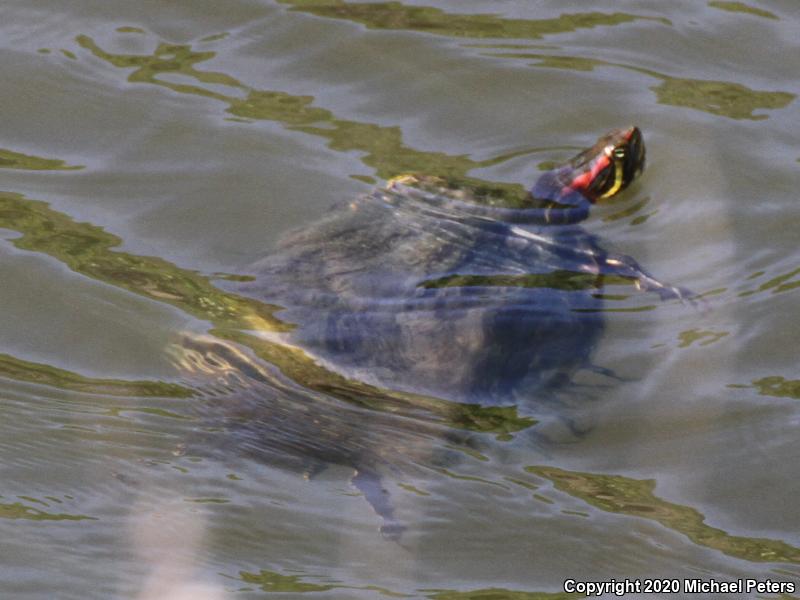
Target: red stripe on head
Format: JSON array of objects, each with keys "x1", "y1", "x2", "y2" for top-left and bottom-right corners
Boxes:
[{"x1": 566, "y1": 153, "x2": 611, "y2": 196}]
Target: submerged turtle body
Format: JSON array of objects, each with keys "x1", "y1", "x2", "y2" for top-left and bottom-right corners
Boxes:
[
  {"x1": 180, "y1": 127, "x2": 687, "y2": 537},
  {"x1": 244, "y1": 183, "x2": 606, "y2": 406},
  {"x1": 235, "y1": 126, "x2": 675, "y2": 406}
]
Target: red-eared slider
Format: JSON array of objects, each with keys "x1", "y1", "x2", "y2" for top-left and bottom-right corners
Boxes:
[
  {"x1": 235, "y1": 126, "x2": 687, "y2": 399},
  {"x1": 178, "y1": 127, "x2": 689, "y2": 538}
]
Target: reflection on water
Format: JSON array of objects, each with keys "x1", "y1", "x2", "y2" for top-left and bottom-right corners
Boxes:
[
  {"x1": 677, "y1": 328, "x2": 729, "y2": 348},
  {"x1": 0, "y1": 188, "x2": 534, "y2": 435},
  {"x1": 708, "y1": 1, "x2": 779, "y2": 20},
  {"x1": 651, "y1": 78, "x2": 793, "y2": 121},
  {"x1": 419, "y1": 270, "x2": 635, "y2": 292},
  {"x1": 0, "y1": 148, "x2": 83, "y2": 171},
  {"x1": 74, "y1": 11, "x2": 795, "y2": 127},
  {"x1": 131, "y1": 499, "x2": 227, "y2": 600},
  {"x1": 270, "y1": 0, "x2": 792, "y2": 120},
  {"x1": 279, "y1": 0, "x2": 668, "y2": 39},
  {"x1": 0, "y1": 498, "x2": 94, "y2": 522},
  {"x1": 750, "y1": 376, "x2": 800, "y2": 400},
  {"x1": 116, "y1": 26, "x2": 147, "y2": 34},
  {"x1": 2, "y1": 0, "x2": 799, "y2": 596},
  {"x1": 238, "y1": 568, "x2": 577, "y2": 599},
  {"x1": 0, "y1": 191, "x2": 287, "y2": 333},
  {"x1": 481, "y1": 52, "x2": 795, "y2": 120},
  {"x1": 0, "y1": 351, "x2": 192, "y2": 397},
  {"x1": 601, "y1": 196, "x2": 654, "y2": 225},
  {"x1": 739, "y1": 266, "x2": 800, "y2": 297},
  {"x1": 528, "y1": 466, "x2": 800, "y2": 564},
  {"x1": 729, "y1": 376, "x2": 800, "y2": 400},
  {"x1": 425, "y1": 590, "x2": 578, "y2": 600},
  {"x1": 206, "y1": 331, "x2": 536, "y2": 436},
  {"x1": 238, "y1": 569, "x2": 389, "y2": 595},
  {"x1": 672, "y1": 263, "x2": 800, "y2": 304},
  {"x1": 75, "y1": 33, "x2": 544, "y2": 206}
]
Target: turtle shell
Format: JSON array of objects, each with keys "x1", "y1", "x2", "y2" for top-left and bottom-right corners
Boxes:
[{"x1": 237, "y1": 181, "x2": 610, "y2": 409}]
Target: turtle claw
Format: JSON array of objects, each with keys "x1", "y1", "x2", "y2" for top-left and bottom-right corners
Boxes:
[
  {"x1": 654, "y1": 283, "x2": 690, "y2": 303},
  {"x1": 650, "y1": 281, "x2": 710, "y2": 313},
  {"x1": 605, "y1": 254, "x2": 703, "y2": 310},
  {"x1": 629, "y1": 268, "x2": 709, "y2": 312}
]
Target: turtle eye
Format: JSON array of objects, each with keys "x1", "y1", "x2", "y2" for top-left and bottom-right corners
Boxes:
[{"x1": 613, "y1": 147, "x2": 626, "y2": 159}]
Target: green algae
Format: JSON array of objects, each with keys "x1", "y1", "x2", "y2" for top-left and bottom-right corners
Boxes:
[
  {"x1": 677, "y1": 328, "x2": 730, "y2": 348},
  {"x1": 238, "y1": 569, "x2": 579, "y2": 597},
  {"x1": 279, "y1": 0, "x2": 668, "y2": 39},
  {"x1": 212, "y1": 329, "x2": 536, "y2": 436},
  {"x1": 731, "y1": 376, "x2": 800, "y2": 400},
  {"x1": 239, "y1": 570, "x2": 335, "y2": 593},
  {"x1": 238, "y1": 569, "x2": 404, "y2": 596},
  {"x1": 0, "y1": 500, "x2": 96, "y2": 522},
  {"x1": 74, "y1": 34, "x2": 551, "y2": 208},
  {"x1": 0, "y1": 149, "x2": 83, "y2": 171},
  {"x1": 529, "y1": 465, "x2": 800, "y2": 564},
  {"x1": 708, "y1": 1, "x2": 778, "y2": 20},
  {"x1": 0, "y1": 191, "x2": 289, "y2": 334},
  {"x1": 420, "y1": 270, "x2": 634, "y2": 292},
  {"x1": 651, "y1": 78, "x2": 794, "y2": 120},
  {"x1": 0, "y1": 352, "x2": 193, "y2": 398},
  {"x1": 425, "y1": 590, "x2": 578, "y2": 600},
  {"x1": 484, "y1": 51, "x2": 794, "y2": 120},
  {"x1": 0, "y1": 187, "x2": 535, "y2": 434}
]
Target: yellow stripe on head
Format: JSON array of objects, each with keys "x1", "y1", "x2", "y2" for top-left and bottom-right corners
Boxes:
[{"x1": 598, "y1": 157, "x2": 625, "y2": 199}]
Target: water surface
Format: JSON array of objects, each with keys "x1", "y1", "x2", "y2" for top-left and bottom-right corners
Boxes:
[{"x1": 1, "y1": 1, "x2": 799, "y2": 598}]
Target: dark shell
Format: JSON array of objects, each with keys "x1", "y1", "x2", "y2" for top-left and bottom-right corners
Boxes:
[{"x1": 238, "y1": 183, "x2": 611, "y2": 410}]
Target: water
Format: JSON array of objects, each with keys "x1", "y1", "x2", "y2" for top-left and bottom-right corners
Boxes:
[{"x1": 1, "y1": 1, "x2": 799, "y2": 598}]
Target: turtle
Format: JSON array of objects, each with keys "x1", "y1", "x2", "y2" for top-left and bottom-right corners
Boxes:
[{"x1": 174, "y1": 126, "x2": 691, "y2": 538}]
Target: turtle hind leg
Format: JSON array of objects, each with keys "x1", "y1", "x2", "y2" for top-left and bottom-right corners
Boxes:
[{"x1": 350, "y1": 469, "x2": 406, "y2": 541}]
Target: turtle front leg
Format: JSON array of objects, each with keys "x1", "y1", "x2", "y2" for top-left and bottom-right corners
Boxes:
[{"x1": 600, "y1": 252, "x2": 703, "y2": 307}]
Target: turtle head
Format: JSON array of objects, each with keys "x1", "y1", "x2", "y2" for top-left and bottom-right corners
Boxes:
[
  {"x1": 534, "y1": 126, "x2": 645, "y2": 206},
  {"x1": 564, "y1": 126, "x2": 645, "y2": 202}
]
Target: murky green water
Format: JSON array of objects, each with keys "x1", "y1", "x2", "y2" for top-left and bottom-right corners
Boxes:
[{"x1": 1, "y1": 1, "x2": 799, "y2": 598}]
